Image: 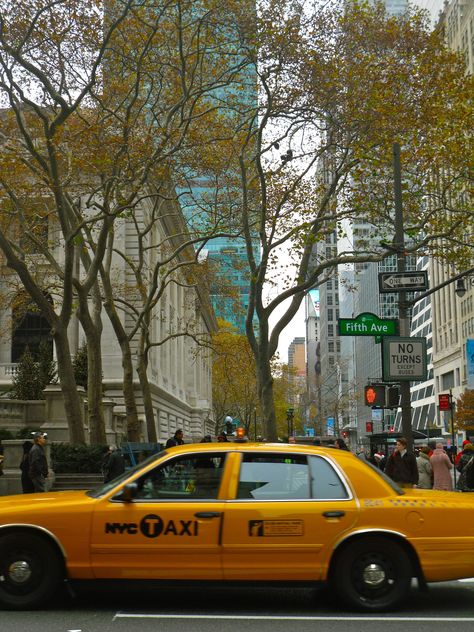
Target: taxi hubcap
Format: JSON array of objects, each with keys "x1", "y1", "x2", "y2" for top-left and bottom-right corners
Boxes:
[
  {"x1": 362, "y1": 563, "x2": 386, "y2": 587},
  {"x1": 7, "y1": 560, "x2": 32, "y2": 584}
]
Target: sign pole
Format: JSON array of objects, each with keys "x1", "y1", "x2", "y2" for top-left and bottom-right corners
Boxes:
[
  {"x1": 450, "y1": 389, "x2": 457, "y2": 487},
  {"x1": 393, "y1": 143, "x2": 414, "y2": 451}
]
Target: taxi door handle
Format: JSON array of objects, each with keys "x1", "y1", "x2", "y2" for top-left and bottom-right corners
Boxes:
[
  {"x1": 194, "y1": 512, "x2": 222, "y2": 519},
  {"x1": 322, "y1": 511, "x2": 345, "y2": 518}
]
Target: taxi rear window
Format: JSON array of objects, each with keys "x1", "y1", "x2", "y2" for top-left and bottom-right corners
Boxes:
[{"x1": 236, "y1": 453, "x2": 349, "y2": 500}]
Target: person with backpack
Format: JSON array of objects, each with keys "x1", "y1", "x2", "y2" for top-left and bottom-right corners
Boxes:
[{"x1": 456, "y1": 443, "x2": 474, "y2": 492}]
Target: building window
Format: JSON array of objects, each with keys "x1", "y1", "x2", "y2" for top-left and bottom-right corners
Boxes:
[{"x1": 11, "y1": 296, "x2": 53, "y2": 362}]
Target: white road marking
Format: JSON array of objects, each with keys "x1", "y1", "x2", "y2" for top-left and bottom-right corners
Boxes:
[
  {"x1": 114, "y1": 614, "x2": 474, "y2": 622},
  {"x1": 113, "y1": 578, "x2": 474, "y2": 622}
]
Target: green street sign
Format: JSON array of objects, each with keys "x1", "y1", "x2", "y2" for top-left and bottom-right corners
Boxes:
[{"x1": 338, "y1": 312, "x2": 398, "y2": 337}]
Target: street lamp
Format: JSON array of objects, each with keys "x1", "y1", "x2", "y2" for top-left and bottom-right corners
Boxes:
[
  {"x1": 455, "y1": 278, "x2": 467, "y2": 298},
  {"x1": 224, "y1": 415, "x2": 234, "y2": 435}
]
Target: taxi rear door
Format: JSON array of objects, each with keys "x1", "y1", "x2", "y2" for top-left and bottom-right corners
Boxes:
[
  {"x1": 221, "y1": 451, "x2": 359, "y2": 580},
  {"x1": 90, "y1": 451, "x2": 226, "y2": 580}
]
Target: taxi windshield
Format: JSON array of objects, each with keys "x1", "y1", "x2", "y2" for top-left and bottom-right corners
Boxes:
[{"x1": 86, "y1": 450, "x2": 167, "y2": 498}]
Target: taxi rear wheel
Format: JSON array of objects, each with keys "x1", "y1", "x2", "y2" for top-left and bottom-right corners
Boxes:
[
  {"x1": 331, "y1": 537, "x2": 412, "y2": 611},
  {"x1": 0, "y1": 532, "x2": 63, "y2": 609}
]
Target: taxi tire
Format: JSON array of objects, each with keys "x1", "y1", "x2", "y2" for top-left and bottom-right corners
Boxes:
[
  {"x1": 331, "y1": 537, "x2": 412, "y2": 611},
  {"x1": 0, "y1": 532, "x2": 63, "y2": 610}
]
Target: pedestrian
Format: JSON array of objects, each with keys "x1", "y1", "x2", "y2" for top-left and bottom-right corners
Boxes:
[
  {"x1": 456, "y1": 443, "x2": 474, "y2": 491},
  {"x1": 430, "y1": 442, "x2": 453, "y2": 491},
  {"x1": 334, "y1": 437, "x2": 349, "y2": 450},
  {"x1": 20, "y1": 440, "x2": 35, "y2": 493},
  {"x1": 28, "y1": 431, "x2": 49, "y2": 492},
  {"x1": 416, "y1": 445, "x2": 433, "y2": 489},
  {"x1": 101, "y1": 446, "x2": 112, "y2": 482},
  {"x1": 356, "y1": 447, "x2": 367, "y2": 461},
  {"x1": 200, "y1": 435, "x2": 212, "y2": 443},
  {"x1": 455, "y1": 440, "x2": 471, "y2": 466},
  {"x1": 384, "y1": 437, "x2": 418, "y2": 488},
  {"x1": 103, "y1": 446, "x2": 125, "y2": 483},
  {"x1": 217, "y1": 433, "x2": 228, "y2": 443},
  {"x1": 165, "y1": 429, "x2": 184, "y2": 448}
]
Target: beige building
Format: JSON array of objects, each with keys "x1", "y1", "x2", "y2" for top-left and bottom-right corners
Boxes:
[
  {"x1": 0, "y1": 191, "x2": 216, "y2": 445},
  {"x1": 429, "y1": 0, "x2": 474, "y2": 431}
]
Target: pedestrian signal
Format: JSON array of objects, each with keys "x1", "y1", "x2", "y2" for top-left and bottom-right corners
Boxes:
[{"x1": 364, "y1": 384, "x2": 386, "y2": 407}]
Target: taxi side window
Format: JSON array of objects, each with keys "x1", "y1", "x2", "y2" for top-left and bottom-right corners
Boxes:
[
  {"x1": 134, "y1": 453, "x2": 225, "y2": 500},
  {"x1": 237, "y1": 454, "x2": 310, "y2": 500},
  {"x1": 308, "y1": 456, "x2": 349, "y2": 499}
]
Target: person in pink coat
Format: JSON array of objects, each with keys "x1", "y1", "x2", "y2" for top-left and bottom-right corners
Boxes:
[{"x1": 430, "y1": 442, "x2": 453, "y2": 491}]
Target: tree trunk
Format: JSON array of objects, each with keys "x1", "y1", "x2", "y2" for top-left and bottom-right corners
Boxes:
[
  {"x1": 87, "y1": 331, "x2": 106, "y2": 445},
  {"x1": 257, "y1": 352, "x2": 278, "y2": 442},
  {"x1": 103, "y1": 301, "x2": 141, "y2": 441},
  {"x1": 53, "y1": 327, "x2": 86, "y2": 444},
  {"x1": 137, "y1": 348, "x2": 157, "y2": 443},
  {"x1": 77, "y1": 290, "x2": 106, "y2": 445}
]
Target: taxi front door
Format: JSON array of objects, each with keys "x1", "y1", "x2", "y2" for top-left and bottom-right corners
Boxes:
[
  {"x1": 90, "y1": 452, "x2": 225, "y2": 580},
  {"x1": 221, "y1": 452, "x2": 359, "y2": 581}
]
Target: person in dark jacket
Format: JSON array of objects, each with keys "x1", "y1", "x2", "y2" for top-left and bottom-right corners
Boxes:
[
  {"x1": 20, "y1": 440, "x2": 35, "y2": 493},
  {"x1": 456, "y1": 443, "x2": 474, "y2": 491},
  {"x1": 165, "y1": 429, "x2": 184, "y2": 448},
  {"x1": 384, "y1": 437, "x2": 418, "y2": 488},
  {"x1": 28, "y1": 432, "x2": 49, "y2": 492},
  {"x1": 103, "y1": 446, "x2": 125, "y2": 483}
]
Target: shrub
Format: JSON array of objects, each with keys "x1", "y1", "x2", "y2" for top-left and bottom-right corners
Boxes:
[
  {"x1": 0, "y1": 429, "x2": 14, "y2": 441},
  {"x1": 52, "y1": 443, "x2": 109, "y2": 474}
]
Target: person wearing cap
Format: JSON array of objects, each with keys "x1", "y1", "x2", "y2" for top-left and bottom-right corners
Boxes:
[
  {"x1": 217, "y1": 433, "x2": 228, "y2": 442},
  {"x1": 165, "y1": 429, "x2": 184, "y2": 448},
  {"x1": 28, "y1": 432, "x2": 49, "y2": 492}
]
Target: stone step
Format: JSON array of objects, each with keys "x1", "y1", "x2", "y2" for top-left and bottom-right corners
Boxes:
[{"x1": 52, "y1": 473, "x2": 103, "y2": 491}]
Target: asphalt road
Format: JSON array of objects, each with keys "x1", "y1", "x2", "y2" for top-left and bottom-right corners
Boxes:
[{"x1": 2, "y1": 579, "x2": 474, "y2": 632}]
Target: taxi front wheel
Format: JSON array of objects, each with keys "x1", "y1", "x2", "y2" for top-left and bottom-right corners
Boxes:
[
  {"x1": 0, "y1": 532, "x2": 63, "y2": 609},
  {"x1": 330, "y1": 537, "x2": 412, "y2": 611}
]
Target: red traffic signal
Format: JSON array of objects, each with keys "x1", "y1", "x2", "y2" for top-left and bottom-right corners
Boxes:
[
  {"x1": 364, "y1": 384, "x2": 386, "y2": 407},
  {"x1": 438, "y1": 393, "x2": 451, "y2": 411}
]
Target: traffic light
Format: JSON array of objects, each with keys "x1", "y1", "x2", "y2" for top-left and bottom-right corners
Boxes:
[
  {"x1": 387, "y1": 386, "x2": 400, "y2": 408},
  {"x1": 364, "y1": 384, "x2": 400, "y2": 409},
  {"x1": 364, "y1": 384, "x2": 386, "y2": 407}
]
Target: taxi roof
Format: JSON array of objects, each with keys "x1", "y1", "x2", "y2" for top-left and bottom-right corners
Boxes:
[{"x1": 165, "y1": 441, "x2": 346, "y2": 456}]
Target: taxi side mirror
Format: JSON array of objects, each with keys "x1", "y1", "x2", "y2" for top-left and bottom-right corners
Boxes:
[{"x1": 117, "y1": 482, "x2": 138, "y2": 503}]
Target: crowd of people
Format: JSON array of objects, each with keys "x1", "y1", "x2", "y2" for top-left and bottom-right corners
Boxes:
[
  {"x1": 338, "y1": 436, "x2": 474, "y2": 492},
  {"x1": 17, "y1": 427, "x2": 474, "y2": 494}
]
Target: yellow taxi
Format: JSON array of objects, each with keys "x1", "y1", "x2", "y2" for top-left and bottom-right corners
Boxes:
[{"x1": 1, "y1": 441, "x2": 473, "y2": 611}]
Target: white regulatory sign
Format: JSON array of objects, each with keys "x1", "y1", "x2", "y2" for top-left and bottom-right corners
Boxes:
[{"x1": 382, "y1": 337, "x2": 427, "y2": 382}]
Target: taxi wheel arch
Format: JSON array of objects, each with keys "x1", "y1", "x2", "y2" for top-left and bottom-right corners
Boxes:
[
  {"x1": 328, "y1": 534, "x2": 417, "y2": 611},
  {"x1": 0, "y1": 529, "x2": 65, "y2": 610}
]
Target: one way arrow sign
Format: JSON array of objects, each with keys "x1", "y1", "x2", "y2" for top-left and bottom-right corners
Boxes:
[{"x1": 378, "y1": 271, "x2": 428, "y2": 293}]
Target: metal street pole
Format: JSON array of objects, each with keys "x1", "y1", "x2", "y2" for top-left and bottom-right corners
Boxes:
[
  {"x1": 393, "y1": 143, "x2": 414, "y2": 451},
  {"x1": 449, "y1": 389, "x2": 457, "y2": 487}
]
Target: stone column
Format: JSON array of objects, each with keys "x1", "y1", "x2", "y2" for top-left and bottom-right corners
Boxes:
[{"x1": 43, "y1": 384, "x2": 87, "y2": 443}]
